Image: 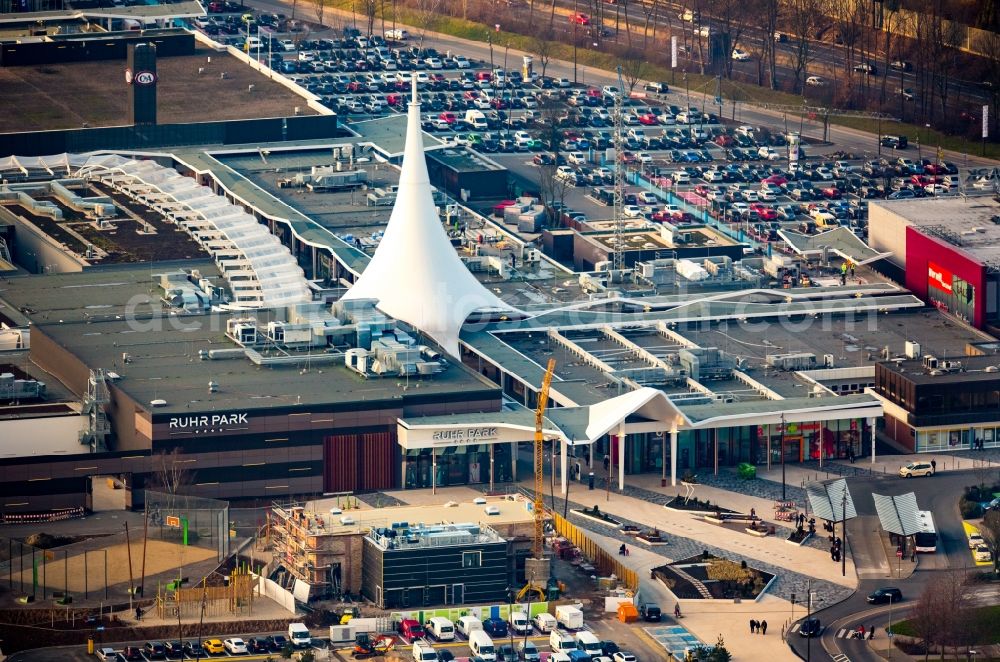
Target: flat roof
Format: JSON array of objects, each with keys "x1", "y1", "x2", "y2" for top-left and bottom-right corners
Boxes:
[
  {"x1": 878, "y1": 353, "x2": 1000, "y2": 386},
  {"x1": 287, "y1": 493, "x2": 533, "y2": 536},
  {"x1": 0, "y1": 260, "x2": 219, "y2": 325},
  {"x1": 584, "y1": 225, "x2": 739, "y2": 252},
  {"x1": 428, "y1": 147, "x2": 505, "y2": 173},
  {"x1": 870, "y1": 198, "x2": 1000, "y2": 264},
  {"x1": 347, "y1": 114, "x2": 443, "y2": 157},
  {"x1": 0, "y1": 46, "x2": 316, "y2": 133},
  {"x1": 0, "y1": 1, "x2": 206, "y2": 23}
]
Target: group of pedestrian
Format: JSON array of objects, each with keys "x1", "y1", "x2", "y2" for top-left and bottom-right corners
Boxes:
[
  {"x1": 972, "y1": 438, "x2": 987, "y2": 451},
  {"x1": 852, "y1": 624, "x2": 875, "y2": 640},
  {"x1": 749, "y1": 619, "x2": 768, "y2": 635},
  {"x1": 618, "y1": 543, "x2": 630, "y2": 556}
]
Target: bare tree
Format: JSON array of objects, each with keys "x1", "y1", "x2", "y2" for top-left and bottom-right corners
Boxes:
[
  {"x1": 908, "y1": 577, "x2": 941, "y2": 660},
  {"x1": 786, "y1": 0, "x2": 819, "y2": 93},
  {"x1": 761, "y1": 0, "x2": 779, "y2": 89},
  {"x1": 976, "y1": 31, "x2": 1000, "y2": 140},
  {"x1": 362, "y1": 0, "x2": 377, "y2": 36},
  {"x1": 531, "y1": 98, "x2": 571, "y2": 222},
  {"x1": 530, "y1": 28, "x2": 556, "y2": 81},
  {"x1": 910, "y1": 570, "x2": 972, "y2": 658},
  {"x1": 981, "y1": 509, "x2": 1000, "y2": 574},
  {"x1": 149, "y1": 449, "x2": 194, "y2": 495},
  {"x1": 620, "y1": 47, "x2": 648, "y2": 94},
  {"x1": 315, "y1": 0, "x2": 327, "y2": 27},
  {"x1": 713, "y1": 0, "x2": 752, "y2": 79}
]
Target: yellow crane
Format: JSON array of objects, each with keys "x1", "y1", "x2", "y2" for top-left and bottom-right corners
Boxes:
[{"x1": 518, "y1": 358, "x2": 555, "y2": 602}]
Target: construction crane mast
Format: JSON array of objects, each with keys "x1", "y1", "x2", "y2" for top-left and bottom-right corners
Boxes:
[
  {"x1": 533, "y1": 358, "x2": 556, "y2": 558},
  {"x1": 612, "y1": 65, "x2": 626, "y2": 273},
  {"x1": 519, "y1": 357, "x2": 555, "y2": 602}
]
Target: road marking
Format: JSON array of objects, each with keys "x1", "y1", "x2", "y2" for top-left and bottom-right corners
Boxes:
[{"x1": 836, "y1": 628, "x2": 847, "y2": 638}]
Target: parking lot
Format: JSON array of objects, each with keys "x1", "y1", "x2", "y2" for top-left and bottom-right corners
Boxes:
[{"x1": 190, "y1": 8, "x2": 998, "y2": 257}]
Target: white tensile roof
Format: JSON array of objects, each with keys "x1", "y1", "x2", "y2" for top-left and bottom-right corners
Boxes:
[{"x1": 342, "y1": 79, "x2": 516, "y2": 356}]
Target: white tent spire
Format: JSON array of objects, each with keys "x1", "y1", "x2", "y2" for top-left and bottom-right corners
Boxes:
[{"x1": 342, "y1": 72, "x2": 516, "y2": 356}]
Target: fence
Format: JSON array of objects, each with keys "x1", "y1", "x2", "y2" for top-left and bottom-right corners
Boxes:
[
  {"x1": 551, "y1": 512, "x2": 638, "y2": 592},
  {"x1": 253, "y1": 572, "x2": 296, "y2": 614},
  {"x1": 144, "y1": 491, "x2": 230, "y2": 563},
  {"x1": 1, "y1": 507, "x2": 85, "y2": 525}
]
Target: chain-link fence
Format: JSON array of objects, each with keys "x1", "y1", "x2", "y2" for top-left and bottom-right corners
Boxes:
[{"x1": 144, "y1": 491, "x2": 230, "y2": 563}]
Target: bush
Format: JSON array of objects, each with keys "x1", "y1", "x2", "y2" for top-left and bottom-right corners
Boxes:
[{"x1": 960, "y1": 497, "x2": 984, "y2": 519}]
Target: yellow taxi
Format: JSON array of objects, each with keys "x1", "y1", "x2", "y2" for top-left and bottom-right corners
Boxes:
[{"x1": 203, "y1": 639, "x2": 225, "y2": 654}]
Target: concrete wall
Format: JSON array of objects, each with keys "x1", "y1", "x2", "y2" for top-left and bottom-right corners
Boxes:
[
  {"x1": 0, "y1": 413, "x2": 87, "y2": 458},
  {"x1": 867, "y1": 202, "x2": 912, "y2": 270},
  {"x1": 0, "y1": 207, "x2": 89, "y2": 274}
]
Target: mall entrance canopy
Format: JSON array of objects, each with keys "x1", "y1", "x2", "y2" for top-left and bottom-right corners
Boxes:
[{"x1": 398, "y1": 388, "x2": 882, "y2": 494}]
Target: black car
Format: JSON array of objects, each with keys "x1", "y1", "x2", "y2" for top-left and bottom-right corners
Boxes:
[
  {"x1": 639, "y1": 602, "x2": 662, "y2": 622},
  {"x1": 265, "y1": 635, "x2": 289, "y2": 652},
  {"x1": 867, "y1": 587, "x2": 903, "y2": 604},
  {"x1": 437, "y1": 651, "x2": 456, "y2": 662},
  {"x1": 799, "y1": 618, "x2": 822, "y2": 637},
  {"x1": 163, "y1": 642, "x2": 185, "y2": 659},
  {"x1": 880, "y1": 135, "x2": 909, "y2": 149},
  {"x1": 181, "y1": 641, "x2": 206, "y2": 657},
  {"x1": 143, "y1": 642, "x2": 167, "y2": 660},
  {"x1": 600, "y1": 640, "x2": 620, "y2": 656},
  {"x1": 246, "y1": 638, "x2": 269, "y2": 654}
]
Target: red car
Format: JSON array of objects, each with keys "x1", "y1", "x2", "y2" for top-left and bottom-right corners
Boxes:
[
  {"x1": 762, "y1": 174, "x2": 788, "y2": 186},
  {"x1": 923, "y1": 163, "x2": 945, "y2": 175},
  {"x1": 715, "y1": 134, "x2": 735, "y2": 147},
  {"x1": 439, "y1": 112, "x2": 457, "y2": 124},
  {"x1": 909, "y1": 174, "x2": 936, "y2": 186},
  {"x1": 639, "y1": 113, "x2": 659, "y2": 125},
  {"x1": 694, "y1": 184, "x2": 712, "y2": 197},
  {"x1": 586, "y1": 87, "x2": 602, "y2": 97},
  {"x1": 571, "y1": 12, "x2": 591, "y2": 25},
  {"x1": 820, "y1": 186, "x2": 842, "y2": 199},
  {"x1": 749, "y1": 204, "x2": 777, "y2": 220}
]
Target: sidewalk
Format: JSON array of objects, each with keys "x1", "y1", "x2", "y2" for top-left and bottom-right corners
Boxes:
[{"x1": 584, "y1": 527, "x2": 801, "y2": 662}]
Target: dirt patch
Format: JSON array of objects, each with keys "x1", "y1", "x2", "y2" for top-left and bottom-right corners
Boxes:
[
  {"x1": 0, "y1": 47, "x2": 316, "y2": 133},
  {"x1": 7, "y1": 540, "x2": 216, "y2": 595}
]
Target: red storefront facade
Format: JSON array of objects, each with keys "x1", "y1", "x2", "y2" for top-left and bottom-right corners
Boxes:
[{"x1": 905, "y1": 226, "x2": 988, "y2": 328}]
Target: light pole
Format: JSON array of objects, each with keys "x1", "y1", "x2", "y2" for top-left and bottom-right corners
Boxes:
[
  {"x1": 780, "y1": 413, "x2": 787, "y2": 502},
  {"x1": 841, "y1": 488, "x2": 847, "y2": 577},
  {"x1": 806, "y1": 583, "x2": 814, "y2": 662},
  {"x1": 886, "y1": 592, "x2": 893, "y2": 661}
]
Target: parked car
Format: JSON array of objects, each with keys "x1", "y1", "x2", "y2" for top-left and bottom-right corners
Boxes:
[
  {"x1": 95, "y1": 648, "x2": 118, "y2": 661},
  {"x1": 143, "y1": 642, "x2": 167, "y2": 660},
  {"x1": 483, "y1": 617, "x2": 509, "y2": 638},
  {"x1": 899, "y1": 461, "x2": 934, "y2": 477},
  {"x1": 223, "y1": 638, "x2": 248, "y2": 654},
  {"x1": 974, "y1": 545, "x2": 992, "y2": 562},
  {"x1": 805, "y1": 76, "x2": 827, "y2": 87},
  {"x1": 867, "y1": 587, "x2": 902, "y2": 604},
  {"x1": 245, "y1": 638, "x2": 269, "y2": 654},
  {"x1": 799, "y1": 618, "x2": 822, "y2": 637},
  {"x1": 203, "y1": 639, "x2": 225, "y2": 654},
  {"x1": 120, "y1": 648, "x2": 144, "y2": 662},
  {"x1": 265, "y1": 635, "x2": 288, "y2": 652}
]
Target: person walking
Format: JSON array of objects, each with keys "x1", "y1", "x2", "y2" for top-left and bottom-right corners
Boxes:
[
  {"x1": 750, "y1": 619, "x2": 757, "y2": 634},
  {"x1": 135, "y1": 606, "x2": 142, "y2": 621},
  {"x1": 603, "y1": 454, "x2": 610, "y2": 472},
  {"x1": 761, "y1": 620, "x2": 767, "y2": 635},
  {"x1": 931, "y1": 459, "x2": 937, "y2": 473}
]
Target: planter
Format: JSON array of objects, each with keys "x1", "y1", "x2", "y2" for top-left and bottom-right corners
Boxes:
[
  {"x1": 786, "y1": 531, "x2": 813, "y2": 546},
  {"x1": 620, "y1": 525, "x2": 641, "y2": 536},
  {"x1": 572, "y1": 508, "x2": 622, "y2": 527},
  {"x1": 665, "y1": 498, "x2": 736, "y2": 515},
  {"x1": 636, "y1": 531, "x2": 668, "y2": 545}
]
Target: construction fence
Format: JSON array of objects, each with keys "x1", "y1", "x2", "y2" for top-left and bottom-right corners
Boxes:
[
  {"x1": 144, "y1": 491, "x2": 230, "y2": 563},
  {"x1": 551, "y1": 512, "x2": 639, "y2": 593}
]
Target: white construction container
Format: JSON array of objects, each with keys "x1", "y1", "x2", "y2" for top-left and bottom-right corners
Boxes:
[
  {"x1": 676, "y1": 259, "x2": 709, "y2": 281},
  {"x1": 554, "y1": 605, "x2": 584, "y2": 630}
]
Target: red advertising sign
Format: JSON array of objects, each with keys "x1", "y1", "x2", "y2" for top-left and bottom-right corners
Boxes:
[{"x1": 928, "y1": 261, "x2": 953, "y2": 293}]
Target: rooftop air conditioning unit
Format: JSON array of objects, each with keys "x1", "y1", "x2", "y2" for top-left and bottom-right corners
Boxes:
[
  {"x1": 484, "y1": 506, "x2": 501, "y2": 515},
  {"x1": 339, "y1": 516, "x2": 356, "y2": 525},
  {"x1": 473, "y1": 497, "x2": 487, "y2": 505},
  {"x1": 904, "y1": 341, "x2": 921, "y2": 359}
]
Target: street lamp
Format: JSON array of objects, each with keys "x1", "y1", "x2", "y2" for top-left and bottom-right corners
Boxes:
[{"x1": 780, "y1": 413, "x2": 786, "y2": 502}]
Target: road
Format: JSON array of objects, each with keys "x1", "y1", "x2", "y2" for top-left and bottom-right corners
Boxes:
[
  {"x1": 784, "y1": 468, "x2": 987, "y2": 662},
  {"x1": 536, "y1": 0, "x2": 992, "y2": 113}
]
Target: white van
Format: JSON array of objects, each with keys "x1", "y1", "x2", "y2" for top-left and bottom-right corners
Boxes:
[
  {"x1": 245, "y1": 36, "x2": 263, "y2": 51},
  {"x1": 575, "y1": 631, "x2": 602, "y2": 655},
  {"x1": 549, "y1": 630, "x2": 576, "y2": 653},
  {"x1": 427, "y1": 617, "x2": 455, "y2": 641},
  {"x1": 456, "y1": 615, "x2": 483, "y2": 638},
  {"x1": 533, "y1": 613, "x2": 557, "y2": 633},
  {"x1": 509, "y1": 611, "x2": 530, "y2": 634},
  {"x1": 468, "y1": 630, "x2": 497, "y2": 662},
  {"x1": 465, "y1": 109, "x2": 489, "y2": 130},
  {"x1": 412, "y1": 641, "x2": 437, "y2": 662}
]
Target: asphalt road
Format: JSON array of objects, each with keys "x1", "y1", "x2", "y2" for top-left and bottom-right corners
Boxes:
[{"x1": 785, "y1": 467, "x2": 990, "y2": 662}]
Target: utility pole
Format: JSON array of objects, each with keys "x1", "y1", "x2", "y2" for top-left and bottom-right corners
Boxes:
[
  {"x1": 806, "y1": 582, "x2": 813, "y2": 662},
  {"x1": 612, "y1": 65, "x2": 626, "y2": 274}
]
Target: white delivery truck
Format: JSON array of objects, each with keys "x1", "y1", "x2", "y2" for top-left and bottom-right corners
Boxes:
[
  {"x1": 427, "y1": 616, "x2": 455, "y2": 641},
  {"x1": 288, "y1": 622, "x2": 311, "y2": 649},
  {"x1": 468, "y1": 630, "x2": 497, "y2": 662},
  {"x1": 456, "y1": 615, "x2": 483, "y2": 637},
  {"x1": 555, "y1": 605, "x2": 584, "y2": 630},
  {"x1": 509, "y1": 611, "x2": 531, "y2": 634}
]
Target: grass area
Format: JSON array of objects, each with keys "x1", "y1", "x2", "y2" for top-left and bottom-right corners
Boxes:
[
  {"x1": 319, "y1": 1, "x2": 1000, "y2": 160},
  {"x1": 893, "y1": 605, "x2": 1000, "y2": 643}
]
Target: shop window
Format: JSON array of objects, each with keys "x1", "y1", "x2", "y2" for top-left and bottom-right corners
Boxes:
[{"x1": 462, "y1": 551, "x2": 481, "y2": 568}]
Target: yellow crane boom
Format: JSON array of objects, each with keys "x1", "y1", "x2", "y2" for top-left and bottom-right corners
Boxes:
[{"x1": 533, "y1": 358, "x2": 556, "y2": 558}]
